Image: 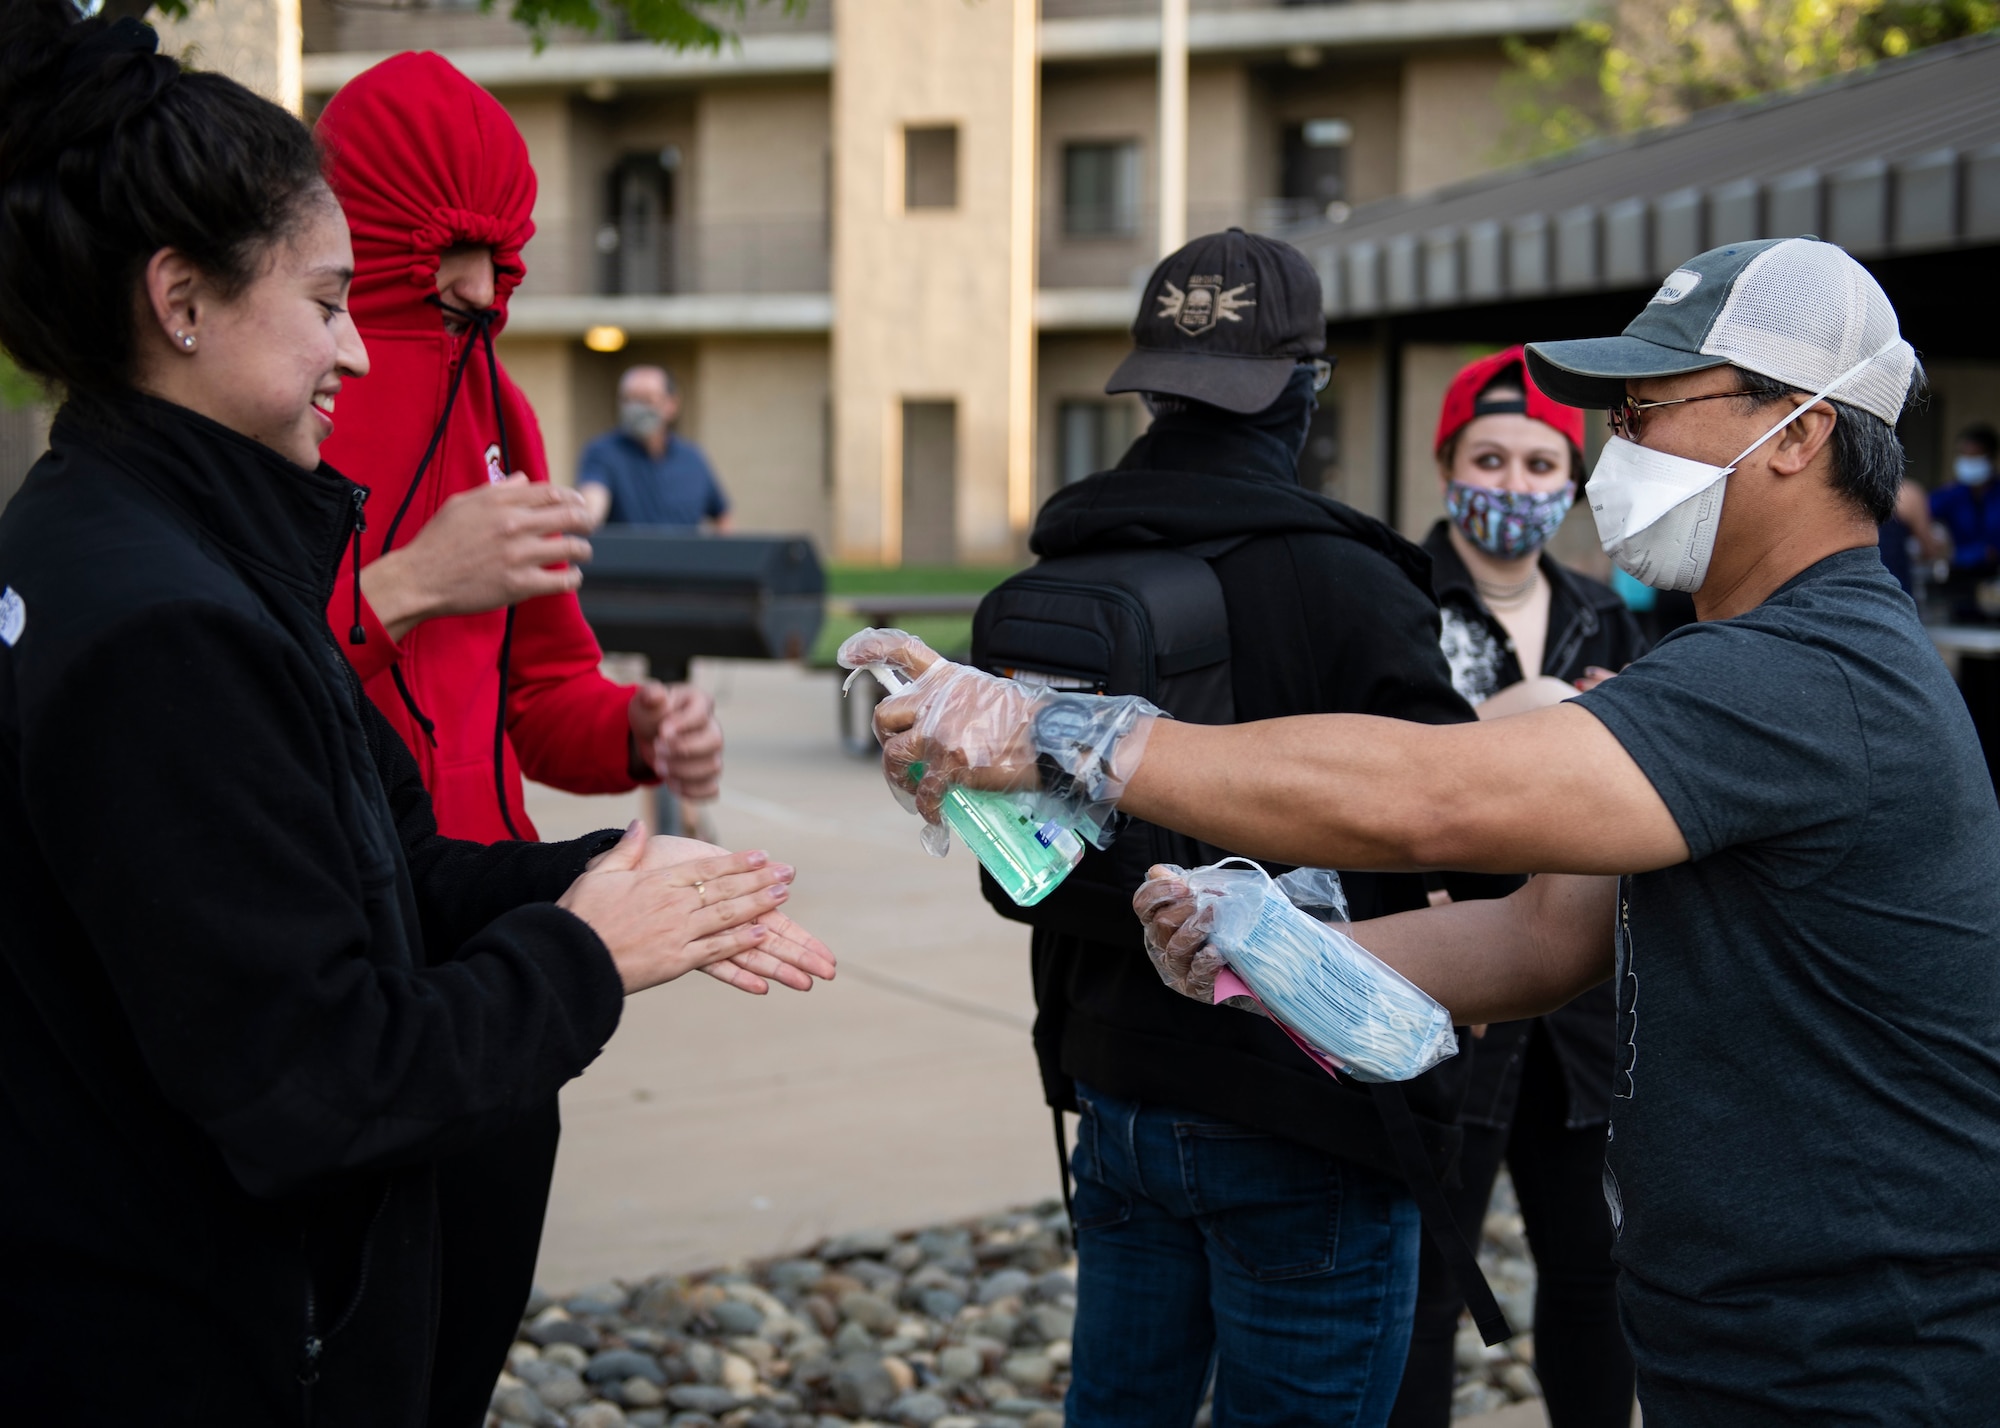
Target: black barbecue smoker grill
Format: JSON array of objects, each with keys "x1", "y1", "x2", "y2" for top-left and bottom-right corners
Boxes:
[{"x1": 574, "y1": 528, "x2": 825, "y2": 827}]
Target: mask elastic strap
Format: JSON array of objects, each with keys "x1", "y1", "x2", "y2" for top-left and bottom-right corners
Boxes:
[
  {"x1": 1725, "y1": 338, "x2": 1902, "y2": 471},
  {"x1": 1209, "y1": 855, "x2": 1274, "y2": 888}
]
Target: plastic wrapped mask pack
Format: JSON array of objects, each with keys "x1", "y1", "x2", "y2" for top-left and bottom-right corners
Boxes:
[{"x1": 1186, "y1": 859, "x2": 1457, "y2": 1082}]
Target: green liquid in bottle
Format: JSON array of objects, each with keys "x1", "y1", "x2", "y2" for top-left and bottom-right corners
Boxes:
[
  {"x1": 938, "y1": 784, "x2": 1085, "y2": 907},
  {"x1": 848, "y1": 657, "x2": 1087, "y2": 907}
]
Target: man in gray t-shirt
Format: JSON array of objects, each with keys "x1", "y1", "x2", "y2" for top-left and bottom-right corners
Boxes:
[
  {"x1": 1575, "y1": 546, "x2": 2000, "y2": 1413},
  {"x1": 863, "y1": 237, "x2": 2000, "y2": 1425}
]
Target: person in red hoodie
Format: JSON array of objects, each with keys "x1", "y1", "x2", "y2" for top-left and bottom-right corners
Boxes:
[
  {"x1": 315, "y1": 53, "x2": 725, "y2": 1424},
  {"x1": 317, "y1": 52, "x2": 721, "y2": 846}
]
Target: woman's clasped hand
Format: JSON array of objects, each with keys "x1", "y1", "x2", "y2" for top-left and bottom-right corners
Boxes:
[{"x1": 559, "y1": 823, "x2": 835, "y2": 996}]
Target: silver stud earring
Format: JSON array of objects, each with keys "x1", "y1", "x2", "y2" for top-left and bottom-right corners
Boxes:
[{"x1": 177, "y1": 331, "x2": 195, "y2": 350}]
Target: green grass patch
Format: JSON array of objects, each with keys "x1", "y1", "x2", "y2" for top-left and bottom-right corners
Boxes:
[
  {"x1": 810, "y1": 565, "x2": 1024, "y2": 666},
  {"x1": 825, "y1": 564, "x2": 1022, "y2": 596},
  {"x1": 811, "y1": 612, "x2": 975, "y2": 668}
]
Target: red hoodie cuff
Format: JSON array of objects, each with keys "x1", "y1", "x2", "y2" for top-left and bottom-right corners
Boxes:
[
  {"x1": 610, "y1": 682, "x2": 665, "y2": 788},
  {"x1": 340, "y1": 591, "x2": 404, "y2": 684}
]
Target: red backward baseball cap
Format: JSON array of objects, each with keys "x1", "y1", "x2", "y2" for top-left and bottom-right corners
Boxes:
[{"x1": 1434, "y1": 345, "x2": 1585, "y2": 456}]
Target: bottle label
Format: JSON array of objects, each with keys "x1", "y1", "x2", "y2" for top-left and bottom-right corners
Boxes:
[{"x1": 1035, "y1": 821, "x2": 1083, "y2": 857}]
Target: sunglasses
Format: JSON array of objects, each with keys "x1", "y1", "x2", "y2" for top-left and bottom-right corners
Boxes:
[{"x1": 1607, "y1": 388, "x2": 1773, "y2": 441}]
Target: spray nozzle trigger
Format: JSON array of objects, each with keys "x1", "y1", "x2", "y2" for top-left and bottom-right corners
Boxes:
[{"x1": 842, "y1": 662, "x2": 910, "y2": 698}]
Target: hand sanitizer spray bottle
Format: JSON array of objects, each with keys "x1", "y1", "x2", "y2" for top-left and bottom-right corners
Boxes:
[{"x1": 845, "y1": 661, "x2": 1085, "y2": 906}]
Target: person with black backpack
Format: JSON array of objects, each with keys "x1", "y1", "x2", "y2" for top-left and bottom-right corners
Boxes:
[{"x1": 967, "y1": 230, "x2": 1513, "y2": 1427}]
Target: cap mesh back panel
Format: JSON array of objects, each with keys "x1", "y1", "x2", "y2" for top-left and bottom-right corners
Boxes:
[{"x1": 1700, "y1": 239, "x2": 1915, "y2": 423}]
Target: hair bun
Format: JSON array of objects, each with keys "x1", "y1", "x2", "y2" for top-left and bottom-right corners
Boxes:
[
  {"x1": 0, "y1": 0, "x2": 323, "y2": 399},
  {"x1": 59, "y1": 14, "x2": 158, "y2": 85},
  {"x1": 0, "y1": 3, "x2": 179, "y2": 187}
]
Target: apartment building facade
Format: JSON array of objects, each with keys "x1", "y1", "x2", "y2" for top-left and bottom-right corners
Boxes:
[{"x1": 279, "y1": 0, "x2": 1585, "y2": 563}]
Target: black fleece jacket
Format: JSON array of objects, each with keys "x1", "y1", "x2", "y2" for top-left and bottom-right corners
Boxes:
[
  {"x1": 992, "y1": 375, "x2": 1517, "y2": 1183},
  {"x1": 0, "y1": 395, "x2": 624, "y2": 1426}
]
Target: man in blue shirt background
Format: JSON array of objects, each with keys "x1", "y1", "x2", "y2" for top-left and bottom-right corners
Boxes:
[
  {"x1": 1928, "y1": 422, "x2": 2000, "y2": 575},
  {"x1": 577, "y1": 365, "x2": 733, "y2": 531}
]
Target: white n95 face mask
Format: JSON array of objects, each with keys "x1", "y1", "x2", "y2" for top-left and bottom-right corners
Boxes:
[
  {"x1": 1586, "y1": 339, "x2": 1902, "y2": 593},
  {"x1": 1588, "y1": 439, "x2": 1731, "y2": 592}
]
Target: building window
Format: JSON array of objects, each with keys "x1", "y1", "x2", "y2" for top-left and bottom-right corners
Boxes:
[
  {"x1": 901, "y1": 400, "x2": 958, "y2": 564},
  {"x1": 904, "y1": 126, "x2": 959, "y2": 211},
  {"x1": 1063, "y1": 141, "x2": 1140, "y2": 237},
  {"x1": 1281, "y1": 118, "x2": 1350, "y2": 225},
  {"x1": 600, "y1": 149, "x2": 678, "y2": 295},
  {"x1": 1057, "y1": 399, "x2": 1138, "y2": 485}
]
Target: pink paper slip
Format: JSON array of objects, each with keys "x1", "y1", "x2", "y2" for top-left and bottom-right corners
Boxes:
[{"x1": 1213, "y1": 966, "x2": 1348, "y2": 1081}]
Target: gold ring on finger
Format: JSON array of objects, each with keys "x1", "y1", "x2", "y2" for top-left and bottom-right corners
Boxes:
[{"x1": 693, "y1": 879, "x2": 706, "y2": 904}]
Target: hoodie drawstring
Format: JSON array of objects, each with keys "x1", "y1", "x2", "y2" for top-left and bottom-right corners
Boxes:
[
  {"x1": 347, "y1": 487, "x2": 369, "y2": 646},
  {"x1": 365, "y1": 313, "x2": 483, "y2": 750},
  {"x1": 472, "y1": 313, "x2": 525, "y2": 842}
]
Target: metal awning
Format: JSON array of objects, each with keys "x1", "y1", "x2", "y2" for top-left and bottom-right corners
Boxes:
[{"x1": 1288, "y1": 33, "x2": 2000, "y2": 321}]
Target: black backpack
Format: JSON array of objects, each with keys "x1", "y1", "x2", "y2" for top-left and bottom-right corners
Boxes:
[
  {"x1": 970, "y1": 541, "x2": 1514, "y2": 1347},
  {"x1": 972, "y1": 543, "x2": 1243, "y2": 944}
]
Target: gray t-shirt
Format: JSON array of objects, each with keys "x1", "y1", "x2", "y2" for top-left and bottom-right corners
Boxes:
[{"x1": 1576, "y1": 549, "x2": 2000, "y2": 1411}]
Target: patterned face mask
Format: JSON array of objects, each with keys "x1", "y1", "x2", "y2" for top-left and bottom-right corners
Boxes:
[{"x1": 1446, "y1": 482, "x2": 1574, "y2": 561}]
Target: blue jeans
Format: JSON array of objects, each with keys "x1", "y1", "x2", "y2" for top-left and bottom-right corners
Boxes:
[{"x1": 1066, "y1": 1082, "x2": 1422, "y2": 1428}]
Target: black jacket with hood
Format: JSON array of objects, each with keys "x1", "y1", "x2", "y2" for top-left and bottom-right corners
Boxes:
[
  {"x1": 990, "y1": 372, "x2": 1517, "y2": 1183},
  {"x1": 0, "y1": 394, "x2": 625, "y2": 1426}
]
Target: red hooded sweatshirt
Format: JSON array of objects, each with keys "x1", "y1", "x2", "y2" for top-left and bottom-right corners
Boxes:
[{"x1": 317, "y1": 53, "x2": 643, "y2": 841}]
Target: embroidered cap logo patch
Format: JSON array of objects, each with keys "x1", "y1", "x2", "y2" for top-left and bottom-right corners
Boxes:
[
  {"x1": 1157, "y1": 275, "x2": 1255, "y2": 336},
  {"x1": 1650, "y1": 269, "x2": 1702, "y2": 305}
]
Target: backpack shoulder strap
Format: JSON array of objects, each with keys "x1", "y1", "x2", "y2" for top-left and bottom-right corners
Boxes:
[{"x1": 1368, "y1": 1081, "x2": 1514, "y2": 1347}]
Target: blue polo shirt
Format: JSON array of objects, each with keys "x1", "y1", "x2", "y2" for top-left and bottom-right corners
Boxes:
[
  {"x1": 1929, "y1": 481, "x2": 2000, "y2": 570},
  {"x1": 577, "y1": 430, "x2": 729, "y2": 528}
]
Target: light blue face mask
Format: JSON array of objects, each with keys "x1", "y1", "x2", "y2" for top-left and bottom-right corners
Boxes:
[
  {"x1": 1183, "y1": 859, "x2": 1458, "y2": 1083},
  {"x1": 1957, "y1": 454, "x2": 1995, "y2": 487}
]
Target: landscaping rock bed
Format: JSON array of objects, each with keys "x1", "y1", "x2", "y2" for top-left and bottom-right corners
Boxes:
[{"x1": 489, "y1": 1184, "x2": 1544, "y2": 1428}]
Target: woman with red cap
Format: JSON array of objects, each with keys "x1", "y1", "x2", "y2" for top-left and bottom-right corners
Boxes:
[
  {"x1": 313, "y1": 53, "x2": 728, "y2": 1426},
  {"x1": 1388, "y1": 348, "x2": 1641, "y2": 1428}
]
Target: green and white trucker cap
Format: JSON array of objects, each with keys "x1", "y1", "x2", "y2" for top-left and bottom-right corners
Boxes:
[{"x1": 1525, "y1": 236, "x2": 1916, "y2": 426}]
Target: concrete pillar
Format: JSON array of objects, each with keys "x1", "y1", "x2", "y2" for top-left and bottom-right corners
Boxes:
[
  {"x1": 1157, "y1": 0, "x2": 1189, "y2": 256},
  {"x1": 497, "y1": 337, "x2": 579, "y2": 487},
  {"x1": 1399, "y1": 47, "x2": 1511, "y2": 196},
  {"x1": 830, "y1": 0, "x2": 1038, "y2": 565},
  {"x1": 153, "y1": 0, "x2": 302, "y2": 114}
]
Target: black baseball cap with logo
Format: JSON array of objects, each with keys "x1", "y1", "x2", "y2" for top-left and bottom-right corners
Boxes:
[{"x1": 1105, "y1": 228, "x2": 1328, "y2": 414}]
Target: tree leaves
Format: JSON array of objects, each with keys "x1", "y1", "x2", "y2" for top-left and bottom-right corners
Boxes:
[
  {"x1": 0, "y1": 351, "x2": 42, "y2": 412},
  {"x1": 1498, "y1": 0, "x2": 2000, "y2": 161},
  {"x1": 110, "y1": 0, "x2": 805, "y2": 54}
]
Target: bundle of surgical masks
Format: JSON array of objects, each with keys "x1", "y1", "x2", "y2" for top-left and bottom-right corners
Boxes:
[{"x1": 1186, "y1": 859, "x2": 1457, "y2": 1083}]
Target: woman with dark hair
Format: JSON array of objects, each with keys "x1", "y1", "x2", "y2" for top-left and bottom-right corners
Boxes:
[
  {"x1": 0, "y1": 5, "x2": 831, "y2": 1423},
  {"x1": 1389, "y1": 348, "x2": 1641, "y2": 1428}
]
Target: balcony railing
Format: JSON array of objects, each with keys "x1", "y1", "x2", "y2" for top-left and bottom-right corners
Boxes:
[
  {"x1": 594, "y1": 215, "x2": 831, "y2": 296},
  {"x1": 1040, "y1": 199, "x2": 1334, "y2": 288}
]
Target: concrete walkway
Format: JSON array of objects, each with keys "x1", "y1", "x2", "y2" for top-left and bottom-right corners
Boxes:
[{"x1": 525, "y1": 658, "x2": 1058, "y2": 1292}]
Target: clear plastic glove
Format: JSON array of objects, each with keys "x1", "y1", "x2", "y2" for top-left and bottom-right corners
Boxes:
[
  {"x1": 1135, "y1": 863, "x2": 1348, "y2": 1004},
  {"x1": 1134, "y1": 858, "x2": 1456, "y2": 1082},
  {"x1": 836, "y1": 628, "x2": 1162, "y2": 849},
  {"x1": 1134, "y1": 864, "x2": 1228, "y2": 1003}
]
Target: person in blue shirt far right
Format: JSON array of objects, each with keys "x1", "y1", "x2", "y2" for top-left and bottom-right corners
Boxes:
[
  {"x1": 1928, "y1": 422, "x2": 2000, "y2": 576},
  {"x1": 577, "y1": 365, "x2": 733, "y2": 531}
]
